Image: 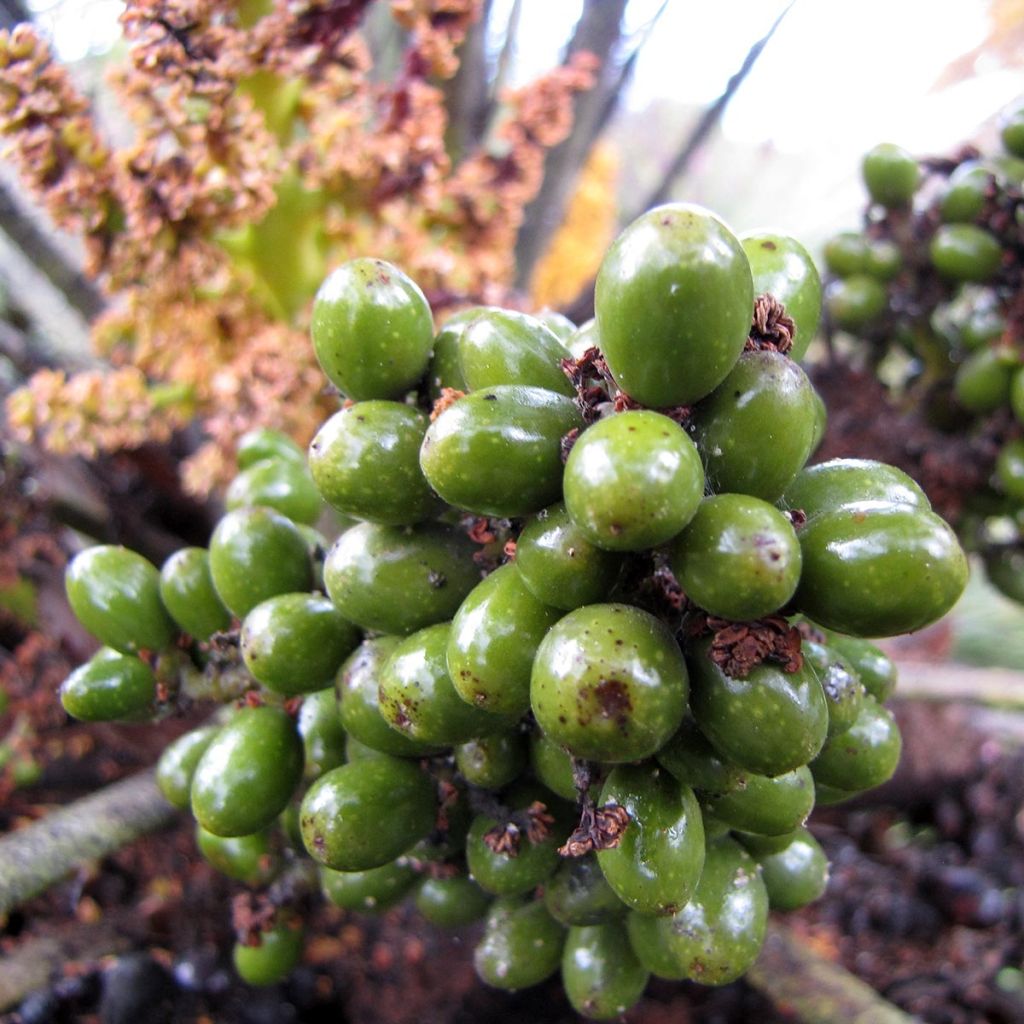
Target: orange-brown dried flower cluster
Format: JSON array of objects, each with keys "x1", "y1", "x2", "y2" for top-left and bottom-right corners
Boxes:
[{"x1": 3, "y1": 0, "x2": 597, "y2": 493}]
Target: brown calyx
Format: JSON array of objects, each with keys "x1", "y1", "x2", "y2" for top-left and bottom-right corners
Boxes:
[
  {"x1": 747, "y1": 294, "x2": 796, "y2": 354},
  {"x1": 559, "y1": 801, "x2": 630, "y2": 857},
  {"x1": 481, "y1": 801, "x2": 554, "y2": 858},
  {"x1": 688, "y1": 612, "x2": 803, "y2": 678},
  {"x1": 429, "y1": 387, "x2": 465, "y2": 421}
]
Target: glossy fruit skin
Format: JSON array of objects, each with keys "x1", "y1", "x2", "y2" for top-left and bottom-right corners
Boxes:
[
  {"x1": 226, "y1": 458, "x2": 322, "y2": 526},
  {"x1": 311, "y1": 258, "x2": 434, "y2": 399},
  {"x1": 929, "y1": 224, "x2": 1003, "y2": 282},
  {"x1": 563, "y1": 411, "x2": 705, "y2": 551},
  {"x1": 420, "y1": 385, "x2": 582, "y2": 517},
  {"x1": 415, "y1": 875, "x2": 492, "y2": 927},
  {"x1": 380, "y1": 623, "x2": 513, "y2": 745},
  {"x1": 337, "y1": 637, "x2": 442, "y2": 757},
  {"x1": 241, "y1": 593, "x2": 360, "y2": 696},
  {"x1": 939, "y1": 162, "x2": 993, "y2": 223},
  {"x1": 953, "y1": 345, "x2": 1017, "y2": 413},
  {"x1": 656, "y1": 717, "x2": 745, "y2": 796},
  {"x1": 466, "y1": 816, "x2": 561, "y2": 898},
  {"x1": 323, "y1": 522, "x2": 479, "y2": 636},
  {"x1": 802, "y1": 640, "x2": 866, "y2": 737},
  {"x1": 823, "y1": 232, "x2": 868, "y2": 278},
  {"x1": 741, "y1": 232, "x2": 822, "y2": 360},
  {"x1": 670, "y1": 494, "x2": 801, "y2": 621},
  {"x1": 320, "y1": 861, "x2": 418, "y2": 913},
  {"x1": 297, "y1": 687, "x2": 348, "y2": 779},
  {"x1": 196, "y1": 825, "x2": 278, "y2": 885},
  {"x1": 566, "y1": 317, "x2": 600, "y2": 360},
  {"x1": 515, "y1": 503, "x2": 622, "y2": 610},
  {"x1": 596, "y1": 203, "x2": 753, "y2": 408},
  {"x1": 426, "y1": 309, "x2": 475, "y2": 401},
  {"x1": 233, "y1": 922, "x2": 303, "y2": 986},
  {"x1": 626, "y1": 836, "x2": 768, "y2": 985},
  {"x1": 473, "y1": 897, "x2": 565, "y2": 991},
  {"x1": 740, "y1": 827, "x2": 829, "y2": 910},
  {"x1": 793, "y1": 502, "x2": 968, "y2": 637},
  {"x1": 457, "y1": 308, "x2": 573, "y2": 395},
  {"x1": 690, "y1": 351, "x2": 817, "y2": 502},
  {"x1": 236, "y1": 427, "x2": 306, "y2": 469},
  {"x1": 781, "y1": 458, "x2": 929, "y2": 520},
  {"x1": 537, "y1": 309, "x2": 576, "y2": 341},
  {"x1": 155, "y1": 725, "x2": 219, "y2": 809},
  {"x1": 159, "y1": 548, "x2": 231, "y2": 640},
  {"x1": 528, "y1": 731, "x2": 578, "y2": 801},
  {"x1": 997, "y1": 439, "x2": 1024, "y2": 500},
  {"x1": 825, "y1": 275, "x2": 887, "y2": 330},
  {"x1": 864, "y1": 239, "x2": 903, "y2": 281},
  {"x1": 455, "y1": 731, "x2": 528, "y2": 790},
  {"x1": 1001, "y1": 106, "x2": 1024, "y2": 157},
  {"x1": 531, "y1": 604, "x2": 688, "y2": 763},
  {"x1": 820, "y1": 632, "x2": 897, "y2": 703},
  {"x1": 702, "y1": 765, "x2": 814, "y2": 836},
  {"x1": 562, "y1": 923, "x2": 649, "y2": 1020},
  {"x1": 597, "y1": 763, "x2": 705, "y2": 916},
  {"x1": 688, "y1": 642, "x2": 828, "y2": 777},
  {"x1": 811, "y1": 698, "x2": 902, "y2": 792},
  {"x1": 208, "y1": 507, "x2": 312, "y2": 619},
  {"x1": 66, "y1": 546, "x2": 176, "y2": 655},
  {"x1": 191, "y1": 706, "x2": 303, "y2": 837},
  {"x1": 862, "y1": 143, "x2": 920, "y2": 207},
  {"x1": 308, "y1": 402, "x2": 438, "y2": 525},
  {"x1": 59, "y1": 648, "x2": 156, "y2": 722},
  {"x1": 447, "y1": 564, "x2": 562, "y2": 717},
  {"x1": 300, "y1": 756, "x2": 435, "y2": 871},
  {"x1": 544, "y1": 855, "x2": 627, "y2": 927}
]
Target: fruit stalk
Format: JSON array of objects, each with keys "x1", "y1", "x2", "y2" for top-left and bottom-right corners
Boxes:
[{"x1": 0, "y1": 770, "x2": 177, "y2": 916}]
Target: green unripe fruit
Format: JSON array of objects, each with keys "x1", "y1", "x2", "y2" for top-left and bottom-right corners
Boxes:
[
  {"x1": 311, "y1": 258, "x2": 433, "y2": 399},
  {"x1": 236, "y1": 427, "x2": 306, "y2": 469},
  {"x1": 337, "y1": 637, "x2": 442, "y2": 757},
  {"x1": 300, "y1": 757, "x2": 435, "y2": 871},
  {"x1": 225, "y1": 458, "x2": 322, "y2": 526},
  {"x1": 670, "y1": 494, "x2": 801, "y2": 621},
  {"x1": 155, "y1": 725, "x2": 219, "y2": 809},
  {"x1": 473, "y1": 897, "x2": 565, "y2": 991},
  {"x1": 536, "y1": 308, "x2": 576, "y2": 341},
  {"x1": 528, "y1": 731, "x2": 578, "y2": 801},
  {"x1": 415, "y1": 875, "x2": 492, "y2": 927},
  {"x1": 864, "y1": 239, "x2": 903, "y2": 281},
  {"x1": 596, "y1": 203, "x2": 754, "y2": 407},
  {"x1": 447, "y1": 564, "x2": 561, "y2": 718},
  {"x1": 543, "y1": 855, "x2": 627, "y2": 927},
  {"x1": 1012, "y1": 365, "x2": 1024, "y2": 425},
  {"x1": 782, "y1": 458, "x2": 929, "y2": 521},
  {"x1": 427, "y1": 310, "x2": 474, "y2": 401},
  {"x1": 811, "y1": 698, "x2": 902, "y2": 792},
  {"x1": 308, "y1": 402, "x2": 438, "y2": 525},
  {"x1": 825, "y1": 275, "x2": 887, "y2": 330},
  {"x1": 953, "y1": 345, "x2": 1017, "y2": 413},
  {"x1": 997, "y1": 439, "x2": 1024, "y2": 501},
  {"x1": 232, "y1": 922, "x2": 303, "y2": 986},
  {"x1": 297, "y1": 687, "x2": 348, "y2": 779},
  {"x1": 208, "y1": 507, "x2": 312, "y2": 618},
  {"x1": 794, "y1": 502, "x2": 968, "y2": 637},
  {"x1": 66, "y1": 546, "x2": 176, "y2": 655},
  {"x1": 740, "y1": 827, "x2": 829, "y2": 910},
  {"x1": 515, "y1": 503, "x2": 623, "y2": 611},
  {"x1": 688, "y1": 642, "x2": 828, "y2": 777},
  {"x1": 702, "y1": 765, "x2": 814, "y2": 836},
  {"x1": 823, "y1": 231, "x2": 869, "y2": 278},
  {"x1": 320, "y1": 861, "x2": 418, "y2": 913},
  {"x1": 380, "y1": 623, "x2": 513, "y2": 746},
  {"x1": 562, "y1": 923, "x2": 649, "y2": 1019},
  {"x1": 563, "y1": 411, "x2": 705, "y2": 551},
  {"x1": 191, "y1": 706, "x2": 304, "y2": 837},
  {"x1": 323, "y1": 522, "x2": 479, "y2": 636},
  {"x1": 820, "y1": 632, "x2": 897, "y2": 703},
  {"x1": 196, "y1": 825, "x2": 278, "y2": 885},
  {"x1": 466, "y1": 810, "x2": 562, "y2": 897},
  {"x1": 159, "y1": 548, "x2": 231, "y2": 640},
  {"x1": 531, "y1": 603, "x2": 688, "y2": 764},
  {"x1": 939, "y1": 162, "x2": 993, "y2": 223},
  {"x1": 457, "y1": 308, "x2": 573, "y2": 395},
  {"x1": 690, "y1": 350, "x2": 818, "y2": 502},
  {"x1": 802, "y1": 640, "x2": 866, "y2": 737},
  {"x1": 597, "y1": 763, "x2": 705, "y2": 916},
  {"x1": 656, "y1": 717, "x2": 745, "y2": 796},
  {"x1": 930, "y1": 224, "x2": 1003, "y2": 282},
  {"x1": 626, "y1": 836, "x2": 768, "y2": 985},
  {"x1": 1001, "y1": 105, "x2": 1024, "y2": 157},
  {"x1": 566, "y1": 317, "x2": 600, "y2": 360},
  {"x1": 741, "y1": 232, "x2": 822, "y2": 360},
  {"x1": 420, "y1": 385, "x2": 582, "y2": 517},
  {"x1": 240, "y1": 593, "x2": 360, "y2": 696},
  {"x1": 455, "y1": 731, "x2": 528, "y2": 790},
  {"x1": 862, "y1": 142, "x2": 920, "y2": 207},
  {"x1": 59, "y1": 648, "x2": 156, "y2": 722}
]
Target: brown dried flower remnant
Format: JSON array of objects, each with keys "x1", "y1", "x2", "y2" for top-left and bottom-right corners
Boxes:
[
  {"x1": 430, "y1": 387, "x2": 465, "y2": 421},
  {"x1": 689, "y1": 613, "x2": 804, "y2": 678},
  {"x1": 559, "y1": 802, "x2": 630, "y2": 858},
  {"x1": 746, "y1": 294, "x2": 796, "y2": 354},
  {"x1": 482, "y1": 800, "x2": 554, "y2": 857}
]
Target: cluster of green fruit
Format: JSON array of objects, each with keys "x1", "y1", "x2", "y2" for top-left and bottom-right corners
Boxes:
[
  {"x1": 59, "y1": 202, "x2": 968, "y2": 1016},
  {"x1": 822, "y1": 107, "x2": 1024, "y2": 600}
]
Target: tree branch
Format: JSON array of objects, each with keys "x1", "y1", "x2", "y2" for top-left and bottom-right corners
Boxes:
[{"x1": 0, "y1": 770, "x2": 178, "y2": 917}]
